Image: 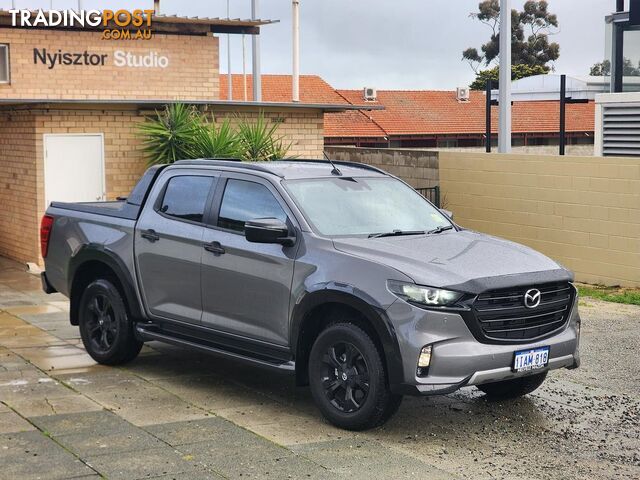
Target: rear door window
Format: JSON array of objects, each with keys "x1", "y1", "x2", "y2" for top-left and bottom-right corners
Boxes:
[
  {"x1": 217, "y1": 179, "x2": 287, "y2": 232},
  {"x1": 160, "y1": 175, "x2": 215, "y2": 223}
]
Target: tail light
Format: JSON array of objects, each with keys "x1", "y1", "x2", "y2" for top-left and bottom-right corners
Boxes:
[{"x1": 40, "y1": 215, "x2": 54, "y2": 258}]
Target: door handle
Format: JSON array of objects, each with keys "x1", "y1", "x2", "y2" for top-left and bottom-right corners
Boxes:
[
  {"x1": 203, "y1": 241, "x2": 225, "y2": 255},
  {"x1": 141, "y1": 229, "x2": 160, "y2": 242}
]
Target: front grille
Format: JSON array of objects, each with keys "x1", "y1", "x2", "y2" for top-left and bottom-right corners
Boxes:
[{"x1": 473, "y1": 282, "x2": 573, "y2": 342}]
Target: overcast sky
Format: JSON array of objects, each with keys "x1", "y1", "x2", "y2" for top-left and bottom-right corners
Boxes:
[{"x1": 2, "y1": 0, "x2": 615, "y2": 90}]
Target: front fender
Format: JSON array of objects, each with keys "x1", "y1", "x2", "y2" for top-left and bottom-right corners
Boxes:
[{"x1": 290, "y1": 283, "x2": 404, "y2": 389}]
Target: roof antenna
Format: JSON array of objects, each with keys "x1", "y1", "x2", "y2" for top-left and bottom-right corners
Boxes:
[{"x1": 323, "y1": 151, "x2": 342, "y2": 176}]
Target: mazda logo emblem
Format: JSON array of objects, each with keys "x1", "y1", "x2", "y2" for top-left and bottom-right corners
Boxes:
[{"x1": 524, "y1": 289, "x2": 542, "y2": 308}]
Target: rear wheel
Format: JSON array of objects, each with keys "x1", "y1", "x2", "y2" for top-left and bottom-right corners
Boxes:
[
  {"x1": 477, "y1": 371, "x2": 548, "y2": 399},
  {"x1": 308, "y1": 322, "x2": 402, "y2": 430},
  {"x1": 78, "y1": 279, "x2": 142, "y2": 365}
]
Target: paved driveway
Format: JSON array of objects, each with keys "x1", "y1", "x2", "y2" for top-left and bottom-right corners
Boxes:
[{"x1": 0, "y1": 257, "x2": 638, "y2": 479}]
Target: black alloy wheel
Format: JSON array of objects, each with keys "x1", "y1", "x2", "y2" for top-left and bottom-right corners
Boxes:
[
  {"x1": 321, "y1": 342, "x2": 370, "y2": 413},
  {"x1": 308, "y1": 322, "x2": 402, "y2": 431},
  {"x1": 84, "y1": 293, "x2": 119, "y2": 355},
  {"x1": 78, "y1": 279, "x2": 142, "y2": 365}
]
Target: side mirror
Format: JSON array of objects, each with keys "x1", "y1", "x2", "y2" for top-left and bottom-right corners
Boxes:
[
  {"x1": 440, "y1": 209, "x2": 454, "y2": 220},
  {"x1": 245, "y1": 218, "x2": 295, "y2": 246}
]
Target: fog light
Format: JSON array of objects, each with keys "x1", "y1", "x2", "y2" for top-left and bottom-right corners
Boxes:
[
  {"x1": 417, "y1": 345, "x2": 432, "y2": 377},
  {"x1": 418, "y1": 346, "x2": 432, "y2": 367}
]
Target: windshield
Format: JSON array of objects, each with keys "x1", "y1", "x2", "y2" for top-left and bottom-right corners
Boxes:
[{"x1": 284, "y1": 177, "x2": 452, "y2": 237}]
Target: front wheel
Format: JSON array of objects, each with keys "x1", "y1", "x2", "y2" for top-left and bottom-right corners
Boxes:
[
  {"x1": 477, "y1": 371, "x2": 548, "y2": 399},
  {"x1": 78, "y1": 279, "x2": 142, "y2": 365},
  {"x1": 308, "y1": 323, "x2": 402, "y2": 431}
]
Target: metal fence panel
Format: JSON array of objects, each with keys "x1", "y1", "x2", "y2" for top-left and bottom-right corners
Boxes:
[{"x1": 416, "y1": 186, "x2": 440, "y2": 207}]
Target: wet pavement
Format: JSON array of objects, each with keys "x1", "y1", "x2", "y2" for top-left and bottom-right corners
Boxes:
[{"x1": 0, "y1": 256, "x2": 638, "y2": 479}]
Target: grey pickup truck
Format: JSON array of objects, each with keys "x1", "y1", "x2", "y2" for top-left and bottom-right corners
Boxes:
[{"x1": 41, "y1": 159, "x2": 580, "y2": 430}]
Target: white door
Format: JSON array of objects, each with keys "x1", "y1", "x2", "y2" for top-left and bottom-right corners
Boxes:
[{"x1": 44, "y1": 134, "x2": 105, "y2": 206}]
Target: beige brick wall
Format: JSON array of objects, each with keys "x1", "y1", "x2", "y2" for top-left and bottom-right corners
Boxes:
[
  {"x1": 324, "y1": 146, "x2": 439, "y2": 188},
  {"x1": 439, "y1": 151, "x2": 640, "y2": 287},
  {"x1": 0, "y1": 29, "x2": 219, "y2": 101},
  {"x1": 209, "y1": 107, "x2": 324, "y2": 159},
  {"x1": 0, "y1": 104, "x2": 324, "y2": 264},
  {"x1": 0, "y1": 110, "x2": 39, "y2": 262}
]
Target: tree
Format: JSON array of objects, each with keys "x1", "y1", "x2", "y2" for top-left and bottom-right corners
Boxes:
[
  {"x1": 590, "y1": 59, "x2": 640, "y2": 77},
  {"x1": 463, "y1": 1, "x2": 560, "y2": 89},
  {"x1": 469, "y1": 64, "x2": 549, "y2": 91},
  {"x1": 590, "y1": 60, "x2": 611, "y2": 77}
]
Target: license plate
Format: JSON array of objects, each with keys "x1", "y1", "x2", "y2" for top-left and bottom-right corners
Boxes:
[{"x1": 512, "y1": 347, "x2": 550, "y2": 373}]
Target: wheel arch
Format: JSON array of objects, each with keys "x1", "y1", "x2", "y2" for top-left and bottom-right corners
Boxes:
[
  {"x1": 291, "y1": 288, "x2": 404, "y2": 389},
  {"x1": 68, "y1": 246, "x2": 143, "y2": 326}
]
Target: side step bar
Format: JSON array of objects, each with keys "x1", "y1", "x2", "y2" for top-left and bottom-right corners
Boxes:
[{"x1": 135, "y1": 324, "x2": 296, "y2": 374}]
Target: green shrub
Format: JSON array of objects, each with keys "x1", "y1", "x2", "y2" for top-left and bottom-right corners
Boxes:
[
  {"x1": 139, "y1": 105, "x2": 292, "y2": 165},
  {"x1": 237, "y1": 113, "x2": 292, "y2": 162},
  {"x1": 138, "y1": 103, "x2": 201, "y2": 165},
  {"x1": 191, "y1": 119, "x2": 242, "y2": 159}
]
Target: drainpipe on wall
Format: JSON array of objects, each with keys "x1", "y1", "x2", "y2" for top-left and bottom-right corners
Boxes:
[
  {"x1": 251, "y1": 0, "x2": 262, "y2": 102},
  {"x1": 292, "y1": 0, "x2": 300, "y2": 102}
]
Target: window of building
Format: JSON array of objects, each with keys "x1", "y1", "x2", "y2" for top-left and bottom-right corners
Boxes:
[
  {"x1": 218, "y1": 179, "x2": 287, "y2": 233},
  {"x1": 0, "y1": 44, "x2": 9, "y2": 84},
  {"x1": 160, "y1": 175, "x2": 215, "y2": 223}
]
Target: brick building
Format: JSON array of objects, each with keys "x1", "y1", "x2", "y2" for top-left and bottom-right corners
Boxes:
[
  {"x1": 325, "y1": 89, "x2": 595, "y2": 150},
  {"x1": 0, "y1": 11, "x2": 358, "y2": 265}
]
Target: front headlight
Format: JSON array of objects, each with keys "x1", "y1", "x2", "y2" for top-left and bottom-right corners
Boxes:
[{"x1": 387, "y1": 280, "x2": 463, "y2": 307}]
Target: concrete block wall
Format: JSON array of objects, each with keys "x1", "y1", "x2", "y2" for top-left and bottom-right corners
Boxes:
[
  {"x1": 439, "y1": 151, "x2": 640, "y2": 287},
  {"x1": 324, "y1": 146, "x2": 439, "y2": 188}
]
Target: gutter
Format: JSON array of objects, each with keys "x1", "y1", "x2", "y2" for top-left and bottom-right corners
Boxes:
[{"x1": 0, "y1": 98, "x2": 385, "y2": 112}]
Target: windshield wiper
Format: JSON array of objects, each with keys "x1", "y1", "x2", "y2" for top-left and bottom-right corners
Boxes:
[
  {"x1": 426, "y1": 225, "x2": 454, "y2": 235},
  {"x1": 368, "y1": 230, "x2": 426, "y2": 239}
]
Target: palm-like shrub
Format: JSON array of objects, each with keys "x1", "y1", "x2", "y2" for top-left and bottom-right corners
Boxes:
[
  {"x1": 138, "y1": 103, "x2": 200, "y2": 165},
  {"x1": 139, "y1": 105, "x2": 292, "y2": 165},
  {"x1": 191, "y1": 119, "x2": 242, "y2": 159},
  {"x1": 237, "y1": 113, "x2": 292, "y2": 162}
]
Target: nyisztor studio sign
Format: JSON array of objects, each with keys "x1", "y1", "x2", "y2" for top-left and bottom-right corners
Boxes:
[{"x1": 33, "y1": 48, "x2": 169, "y2": 69}]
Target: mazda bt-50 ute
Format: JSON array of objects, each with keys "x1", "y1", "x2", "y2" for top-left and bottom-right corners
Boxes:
[{"x1": 40, "y1": 159, "x2": 580, "y2": 430}]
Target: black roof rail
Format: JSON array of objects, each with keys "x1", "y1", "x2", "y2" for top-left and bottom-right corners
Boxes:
[
  {"x1": 281, "y1": 158, "x2": 388, "y2": 175},
  {"x1": 172, "y1": 159, "x2": 283, "y2": 177}
]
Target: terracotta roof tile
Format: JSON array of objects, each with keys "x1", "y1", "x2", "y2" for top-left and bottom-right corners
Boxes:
[
  {"x1": 219, "y1": 74, "x2": 349, "y2": 105},
  {"x1": 327, "y1": 89, "x2": 595, "y2": 138}
]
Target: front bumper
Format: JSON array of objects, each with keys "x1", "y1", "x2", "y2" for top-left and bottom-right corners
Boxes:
[{"x1": 387, "y1": 294, "x2": 580, "y2": 396}]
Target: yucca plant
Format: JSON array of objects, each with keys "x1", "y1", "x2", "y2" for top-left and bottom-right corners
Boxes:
[
  {"x1": 237, "y1": 113, "x2": 291, "y2": 161},
  {"x1": 191, "y1": 119, "x2": 242, "y2": 159},
  {"x1": 138, "y1": 103, "x2": 201, "y2": 165}
]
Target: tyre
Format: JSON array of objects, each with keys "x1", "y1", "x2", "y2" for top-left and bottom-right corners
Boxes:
[
  {"x1": 308, "y1": 322, "x2": 402, "y2": 431},
  {"x1": 477, "y1": 371, "x2": 548, "y2": 399},
  {"x1": 78, "y1": 278, "x2": 142, "y2": 365}
]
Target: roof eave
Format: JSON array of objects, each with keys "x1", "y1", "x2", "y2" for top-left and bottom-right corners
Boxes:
[{"x1": 0, "y1": 98, "x2": 384, "y2": 112}]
